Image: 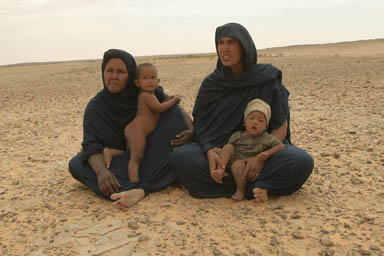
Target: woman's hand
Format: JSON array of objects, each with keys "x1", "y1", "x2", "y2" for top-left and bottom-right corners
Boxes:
[
  {"x1": 210, "y1": 168, "x2": 227, "y2": 184},
  {"x1": 207, "y1": 148, "x2": 225, "y2": 175},
  {"x1": 97, "y1": 169, "x2": 121, "y2": 196},
  {"x1": 171, "y1": 129, "x2": 194, "y2": 147},
  {"x1": 242, "y1": 155, "x2": 265, "y2": 181},
  {"x1": 173, "y1": 106, "x2": 194, "y2": 148},
  {"x1": 88, "y1": 153, "x2": 120, "y2": 196}
]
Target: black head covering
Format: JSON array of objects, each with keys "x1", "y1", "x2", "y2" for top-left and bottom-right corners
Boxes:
[
  {"x1": 215, "y1": 22, "x2": 257, "y2": 73},
  {"x1": 193, "y1": 22, "x2": 290, "y2": 153},
  {"x1": 99, "y1": 49, "x2": 140, "y2": 126},
  {"x1": 81, "y1": 49, "x2": 166, "y2": 161}
]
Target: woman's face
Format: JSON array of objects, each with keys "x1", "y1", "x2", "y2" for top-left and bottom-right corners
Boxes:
[
  {"x1": 217, "y1": 37, "x2": 244, "y2": 76},
  {"x1": 103, "y1": 58, "x2": 129, "y2": 94}
]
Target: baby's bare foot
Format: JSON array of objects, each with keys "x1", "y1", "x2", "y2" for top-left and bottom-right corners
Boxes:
[
  {"x1": 253, "y1": 187, "x2": 268, "y2": 203},
  {"x1": 110, "y1": 189, "x2": 145, "y2": 209},
  {"x1": 231, "y1": 190, "x2": 244, "y2": 201}
]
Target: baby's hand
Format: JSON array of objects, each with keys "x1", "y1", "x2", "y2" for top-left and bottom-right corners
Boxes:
[
  {"x1": 210, "y1": 168, "x2": 226, "y2": 184},
  {"x1": 172, "y1": 95, "x2": 181, "y2": 104},
  {"x1": 257, "y1": 152, "x2": 269, "y2": 162}
]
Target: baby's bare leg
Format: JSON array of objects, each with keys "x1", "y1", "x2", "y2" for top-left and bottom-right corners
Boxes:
[
  {"x1": 103, "y1": 148, "x2": 124, "y2": 168},
  {"x1": 126, "y1": 130, "x2": 146, "y2": 183},
  {"x1": 231, "y1": 160, "x2": 246, "y2": 201}
]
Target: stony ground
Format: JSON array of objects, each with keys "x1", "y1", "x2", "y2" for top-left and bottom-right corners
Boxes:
[{"x1": 0, "y1": 42, "x2": 383, "y2": 255}]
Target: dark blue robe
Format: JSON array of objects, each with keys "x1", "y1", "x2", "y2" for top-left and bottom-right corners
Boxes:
[
  {"x1": 170, "y1": 23, "x2": 313, "y2": 199},
  {"x1": 68, "y1": 49, "x2": 186, "y2": 199}
]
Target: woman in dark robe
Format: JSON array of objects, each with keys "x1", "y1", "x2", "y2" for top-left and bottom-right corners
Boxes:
[
  {"x1": 170, "y1": 23, "x2": 313, "y2": 202},
  {"x1": 69, "y1": 49, "x2": 193, "y2": 208}
]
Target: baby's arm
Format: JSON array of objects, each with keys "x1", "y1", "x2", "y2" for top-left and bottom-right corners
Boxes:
[
  {"x1": 257, "y1": 142, "x2": 284, "y2": 162},
  {"x1": 141, "y1": 92, "x2": 181, "y2": 112}
]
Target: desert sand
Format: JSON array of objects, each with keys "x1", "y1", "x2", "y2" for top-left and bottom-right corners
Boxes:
[{"x1": 0, "y1": 39, "x2": 383, "y2": 255}]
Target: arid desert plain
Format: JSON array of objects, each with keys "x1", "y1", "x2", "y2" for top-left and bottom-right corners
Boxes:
[{"x1": 0, "y1": 39, "x2": 384, "y2": 255}]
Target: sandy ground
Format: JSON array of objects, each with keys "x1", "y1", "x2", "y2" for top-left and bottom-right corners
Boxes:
[{"x1": 1, "y1": 40, "x2": 384, "y2": 255}]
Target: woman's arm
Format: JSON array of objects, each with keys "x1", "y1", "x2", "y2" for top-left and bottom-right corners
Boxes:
[
  {"x1": 271, "y1": 119, "x2": 288, "y2": 142},
  {"x1": 171, "y1": 107, "x2": 194, "y2": 147},
  {"x1": 88, "y1": 153, "x2": 120, "y2": 196}
]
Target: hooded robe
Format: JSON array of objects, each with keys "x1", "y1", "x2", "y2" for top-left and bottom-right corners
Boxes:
[{"x1": 193, "y1": 23, "x2": 291, "y2": 154}]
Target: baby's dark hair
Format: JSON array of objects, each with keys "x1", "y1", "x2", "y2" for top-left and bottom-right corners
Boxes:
[{"x1": 135, "y1": 63, "x2": 157, "y2": 77}]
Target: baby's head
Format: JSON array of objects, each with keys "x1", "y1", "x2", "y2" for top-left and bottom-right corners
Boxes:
[
  {"x1": 243, "y1": 99, "x2": 271, "y2": 136},
  {"x1": 135, "y1": 63, "x2": 159, "y2": 93}
]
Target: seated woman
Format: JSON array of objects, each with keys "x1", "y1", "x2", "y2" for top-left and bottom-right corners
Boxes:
[
  {"x1": 170, "y1": 22, "x2": 314, "y2": 203},
  {"x1": 68, "y1": 49, "x2": 193, "y2": 208}
]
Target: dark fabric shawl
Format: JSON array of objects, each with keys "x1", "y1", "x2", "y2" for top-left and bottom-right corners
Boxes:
[
  {"x1": 81, "y1": 49, "x2": 166, "y2": 161},
  {"x1": 193, "y1": 23, "x2": 291, "y2": 154}
]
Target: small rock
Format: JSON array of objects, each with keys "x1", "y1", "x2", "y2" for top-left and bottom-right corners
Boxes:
[
  {"x1": 369, "y1": 244, "x2": 380, "y2": 251},
  {"x1": 291, "y1": 213, "x2": 301, "y2": 219},
  {"x1": 363, "y1": 215, "x2": 375, "y2": 222},
  {"x1": 320, "y1": 237, "x2": 334, "y2": 247},
  {"x1": 351, "y1": 177, "x2": 363, "y2": 185},
  {"x1": 213, "y1": 248, "x2": 222, "y2": 255},
  {"x1": 333, "y1": 152, "x2": 340, "y2": 159},
  {"x1": 127, "y1": 232, "x2": 138, "y2": 238},
  {"x1": 176, "y1": 220, "x2": 185, "y2": 225},
  {"x1": 358, "y1": 248, "x2": 371, "y2": 255},
  {"x1": 128, "y1": 221, "x2": 139, "y2": 230},
  {"x1": 320, "y1": 229, "x2": 330, "y2": 234},
  {"x1": 349, "y1": 131, "x2": 357, "y2": 134},
  {"x1": 291, "y1": 231, "x2": 304, "y2": 239},
  {"x1": 320, "y1": 249, "x2": 335, "y2": 256},
  {"x1": 270, "y1": 237, "x2": 279, "y2": 246},
  {"x1": 138, "y1": 234, "x2": 148, "y2": 242},
  {"x1": 247, "y1": 247, "x2": 258, "y2": 254},
  {"x1": 273, "y1": 205, "x2": 284, "y2": 210}
]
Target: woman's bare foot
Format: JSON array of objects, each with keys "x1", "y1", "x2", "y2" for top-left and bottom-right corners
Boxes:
[
  {"x1": 110, "y1": 188, "x2": 145, "y2": 209},
  {"x1": 231, "y1": 190, "x2": 244, "y2": 201},
  {"x1": 253, "y1": 187, "x2": 268, "y2": 203}
]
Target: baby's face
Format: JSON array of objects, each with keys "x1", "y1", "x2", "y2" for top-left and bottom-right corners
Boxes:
[
  {"x1": 136, "y1": 66, "x2": 159, "y2": 93},
  {"x1": 245, "y1": 111, "x2": 267, "y2": 136}
]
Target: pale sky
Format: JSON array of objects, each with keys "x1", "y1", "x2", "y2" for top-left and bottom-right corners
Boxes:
[{"x1": 1, "y1": 0, "x2": 383, "y2": 65}]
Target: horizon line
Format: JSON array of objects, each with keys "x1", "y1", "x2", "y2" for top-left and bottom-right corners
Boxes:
[{"x1": 2, "y1": 37, "x2": 383, "y2": 68}]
